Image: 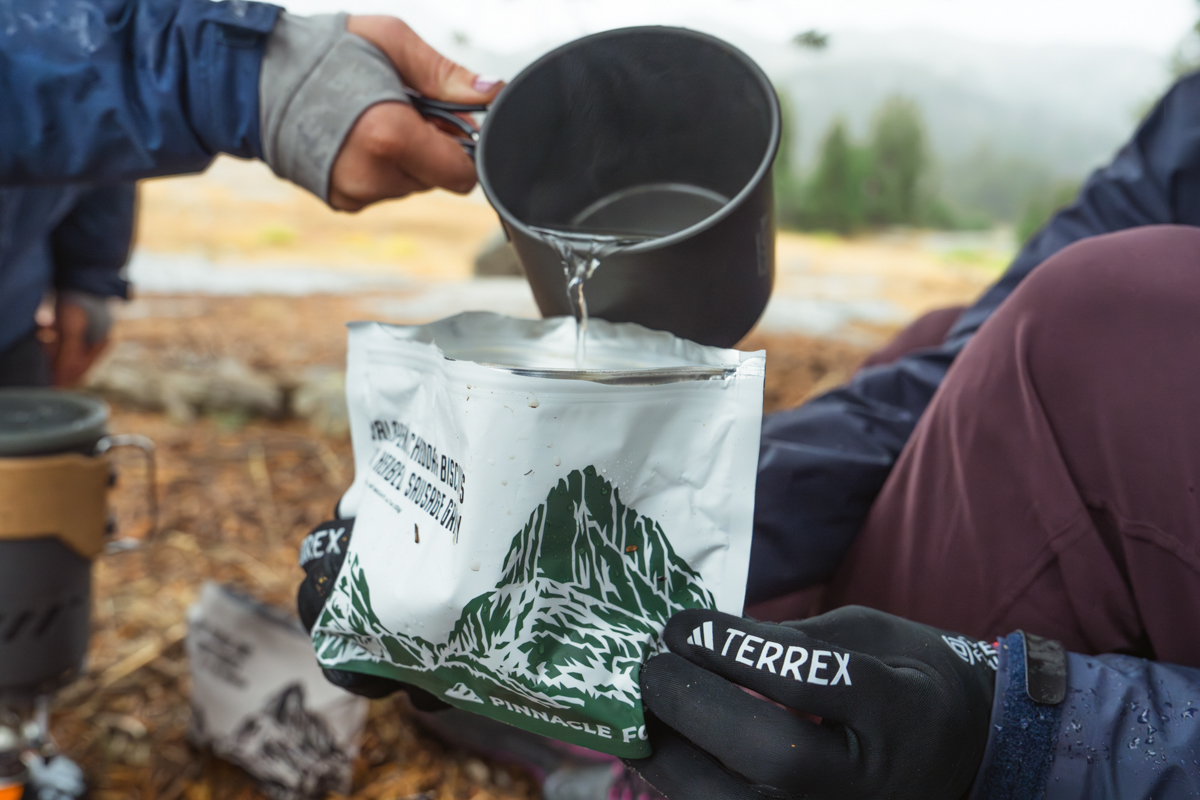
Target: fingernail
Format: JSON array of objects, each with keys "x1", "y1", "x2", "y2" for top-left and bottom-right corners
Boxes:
[{"x1": 473, "y1": 75, "x2": 502, "y2": 93}]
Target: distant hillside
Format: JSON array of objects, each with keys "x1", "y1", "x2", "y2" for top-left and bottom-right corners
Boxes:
[{"x1": 760, "y1": 30, "x2": 1169, "y2": 177}]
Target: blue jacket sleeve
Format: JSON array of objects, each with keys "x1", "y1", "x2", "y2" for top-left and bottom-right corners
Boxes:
[
  {"x1": 0, "y1": 0, "x2": 280, "y2": 185},
  {"x1": 51, "y1": 183, "x2": 136, "y2": 298},
  {"x1": 973, "y1": 633, "x2": 1200, "y2": 800},
  {"x1": 747, "y1": 71, "x2": 1200, "y2": 603}
]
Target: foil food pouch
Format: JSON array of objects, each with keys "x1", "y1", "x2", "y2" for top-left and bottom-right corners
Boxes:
[
  {"x1": 188, "y1": 584, "x2": 368, "y2": 800},
  {"x1": 311, "y1": 312, "x2": 764, "y2": 757}
]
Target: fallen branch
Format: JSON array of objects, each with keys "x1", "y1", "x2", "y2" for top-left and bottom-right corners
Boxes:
[{"x1": 71, "y1": 622, "x2": 188, "y2": 716}]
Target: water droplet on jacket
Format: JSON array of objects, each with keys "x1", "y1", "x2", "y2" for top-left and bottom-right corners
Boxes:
[
  {"x1": 1138, "y1": 709, "x2": 1150, "y2": 723},
  {"x1": 1182, "y1": 708, "x2": 1197, "y2": 718},
  {"x1": 1147, "y1": 737, "x2": 1155, "y2": 745},
  {"x1": 1128, "y1": 738, "x2": 1140, "y2": 749},
  {"x1": 1147, "y1": 750, "x2": 1157, "y2": 757}
]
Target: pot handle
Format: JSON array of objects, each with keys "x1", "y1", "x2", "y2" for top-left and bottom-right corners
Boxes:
[
  {"x1": 94, "y1": 434, "x2": 157, "y2": 554},
  {"x1": 406, "y1": 89, "x2": 489, "y2": 159}
]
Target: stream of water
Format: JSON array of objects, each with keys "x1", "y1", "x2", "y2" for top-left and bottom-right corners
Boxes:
[
  {"x1": 527, "y1": 226, "x2": 651, "y2": 367},
  {"x1": 527, "y1": 183, "x2": 730, "y2": 368}
]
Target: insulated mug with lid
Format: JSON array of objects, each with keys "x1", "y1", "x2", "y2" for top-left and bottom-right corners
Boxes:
[
  {"x1": 0, "y1": 390, "x2": 153, "y2": 699},
  {"x1": 476, "y1": 26, "x2": 781, "y2": 348}
]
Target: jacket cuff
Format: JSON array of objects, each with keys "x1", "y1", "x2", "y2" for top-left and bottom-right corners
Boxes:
[
  {"x1": 969, "y1": 632, "x2": 1065, "y2": 800},
  {"x1": 57, "y1": 291, "x2": 116, "y2": 345},
  {"x1": 54, "y1": 268, "x2": 130, "y2": 301},
  {"x1": 259, "y1": 12, "x2": 411, "y2": 203}
]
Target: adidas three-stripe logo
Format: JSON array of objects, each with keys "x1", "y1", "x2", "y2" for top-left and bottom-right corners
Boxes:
[
  {"x1": 687, "y1": 620, "x2": 716, "y2": 649},
  {"x1": 685, "y1": 621, "x2": 853, "y2": 686}
]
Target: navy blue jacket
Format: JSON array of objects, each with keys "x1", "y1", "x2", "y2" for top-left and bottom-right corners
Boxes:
[
  {"x1": 0, "y1": 183, "x2": 134, "y2": 351},
  {"x1": 0, "y1": 0, "x2": 279, "y2": 352},
  {"x1": 974, "y1": 633, "x2": 1200, "y2": 799}
]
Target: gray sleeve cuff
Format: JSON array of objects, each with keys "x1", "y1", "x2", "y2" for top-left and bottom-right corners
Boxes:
[
  {"x1": 259, "y1": 12, "x2": 411, "y2": 204},
  {"x1": 58, "y1": 291, "x2": 114, "y2": 345}
]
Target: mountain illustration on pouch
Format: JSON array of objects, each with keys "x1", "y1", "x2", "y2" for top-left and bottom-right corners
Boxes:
[{"x1": 311, "y1": 466, "x2": 716, "y2": 756}]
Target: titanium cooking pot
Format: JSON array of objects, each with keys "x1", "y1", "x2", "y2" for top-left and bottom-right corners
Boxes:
[{"x1": 476, "y1": 26, "x2": 781, "y2": 348}]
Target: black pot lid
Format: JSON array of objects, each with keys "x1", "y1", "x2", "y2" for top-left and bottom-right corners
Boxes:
[{"x1": 0, "y1": 389, "x2": 109, "y2": 457}]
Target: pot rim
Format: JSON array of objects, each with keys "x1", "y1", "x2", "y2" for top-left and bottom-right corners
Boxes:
[
  {"x1": 476, "y1": 25, "x2": 782, "y2": 255},
  {"x1": 0, "y1": 389, "x2": 110, "y2": 457}
]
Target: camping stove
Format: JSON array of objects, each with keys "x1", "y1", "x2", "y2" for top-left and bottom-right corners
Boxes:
[{"x1": 0, "y1": 389, "x2": 155, "y2": 785}]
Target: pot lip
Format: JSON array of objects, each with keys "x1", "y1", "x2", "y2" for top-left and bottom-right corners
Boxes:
[
  {"x1": 477, "y1": 25, "x2": 781, "y2": 254},
  {"x1": 0, "y1": 389, "x2": 110, "y2": 457}
]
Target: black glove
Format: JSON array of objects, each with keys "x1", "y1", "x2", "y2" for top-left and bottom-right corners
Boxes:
[
  {"x1": 628, "y1": 606, "x2": 998, "y2": 800},
  {"x1": 297, "y1": 517, "x2": 448, "y2": 710}
]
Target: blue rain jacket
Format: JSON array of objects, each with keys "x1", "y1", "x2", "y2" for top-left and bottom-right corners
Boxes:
[
  {"x1": 753, "y1": 72, "x2": 1200, "y2": 798},
  {"x1": 974, "y1": 633, "x2": 1200, "y2": 799},
  {"x1": 0, "y1": 0, "x2": 280, "y2": 352}
]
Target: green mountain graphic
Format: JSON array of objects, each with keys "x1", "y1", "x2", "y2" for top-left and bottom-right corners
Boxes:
[{"x1": 312, "y1": 466, "x2": 715, "y2": 752}]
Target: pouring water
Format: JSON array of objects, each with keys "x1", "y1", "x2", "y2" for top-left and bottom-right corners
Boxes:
[{"x1": 527, "y1": 226, "x2": 654, "y2": 367}]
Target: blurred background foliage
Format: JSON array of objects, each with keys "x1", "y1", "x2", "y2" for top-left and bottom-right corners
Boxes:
[
  {"x1": 772, "y1": 0, "x2": 1200, "y2": 242},
  {"x1": 774, "y1": 86, "x2": 1085, "y2": 240}
]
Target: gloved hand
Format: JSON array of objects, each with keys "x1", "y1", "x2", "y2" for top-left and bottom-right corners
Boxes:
[
  {"x1": 297, "y1": 517, "x2": 448, "y2": 710},
  {"x1": 628, "y1": 606, "x2": 998, "y2": 800}
]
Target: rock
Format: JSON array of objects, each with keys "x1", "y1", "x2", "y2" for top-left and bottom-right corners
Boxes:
[
  {"x1": 463, "y1": 758, "x2": 490, "y2": 785},
  {"x1": 292, "y1": 368, "x2": 349, "y2": 438},
  {"x1": 86, "y1": 348, "x2": 161, "y2": 408},
  {"x1": 85, "y1": 344, "x2": 284, "y2": 423},
  {"x1": 473, "y1": 229, "x2": 524, "y2": 277}
]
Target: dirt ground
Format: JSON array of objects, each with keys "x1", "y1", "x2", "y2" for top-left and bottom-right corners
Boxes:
[{"x1": 52, "y1": 293, "x2": 877, "y2": 800}]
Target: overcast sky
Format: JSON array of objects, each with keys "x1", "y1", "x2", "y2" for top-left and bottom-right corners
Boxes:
[{"x1": 283, "y1": 0, "x2": 1197, "y2": 56}]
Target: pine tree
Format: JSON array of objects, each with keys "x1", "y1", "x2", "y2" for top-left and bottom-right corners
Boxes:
[
  {"x1": 864, "y1": 97, "x2": 928, "y2": 226},
  {"x1": 773, "y1": 91, "x2": 804, "y2": 229},
  {"x1": 805, "y1": 118, "x2": 865, "y2": 234}
]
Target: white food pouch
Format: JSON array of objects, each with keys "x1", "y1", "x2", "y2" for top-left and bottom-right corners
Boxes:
[
  {"x1": 312, "y1": 312, "x2": 764, "y2": 757},
  {"x1": 187, "y1": 583, "x2": 368, "y2": 799}
]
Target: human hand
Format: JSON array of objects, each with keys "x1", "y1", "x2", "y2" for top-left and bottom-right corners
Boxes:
[
  {"x1": 628, "y1": 606, "x2": 997, "y2": 800},
  {"x1": 327, "y1": 16, "x2": 502, "y2": 211},
  {"x1": 297, "y1": 517, "x2": 449, "y2": 709},
  {"x1": 46, "y1": 292, "x2": 110, "y2": 388}
]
